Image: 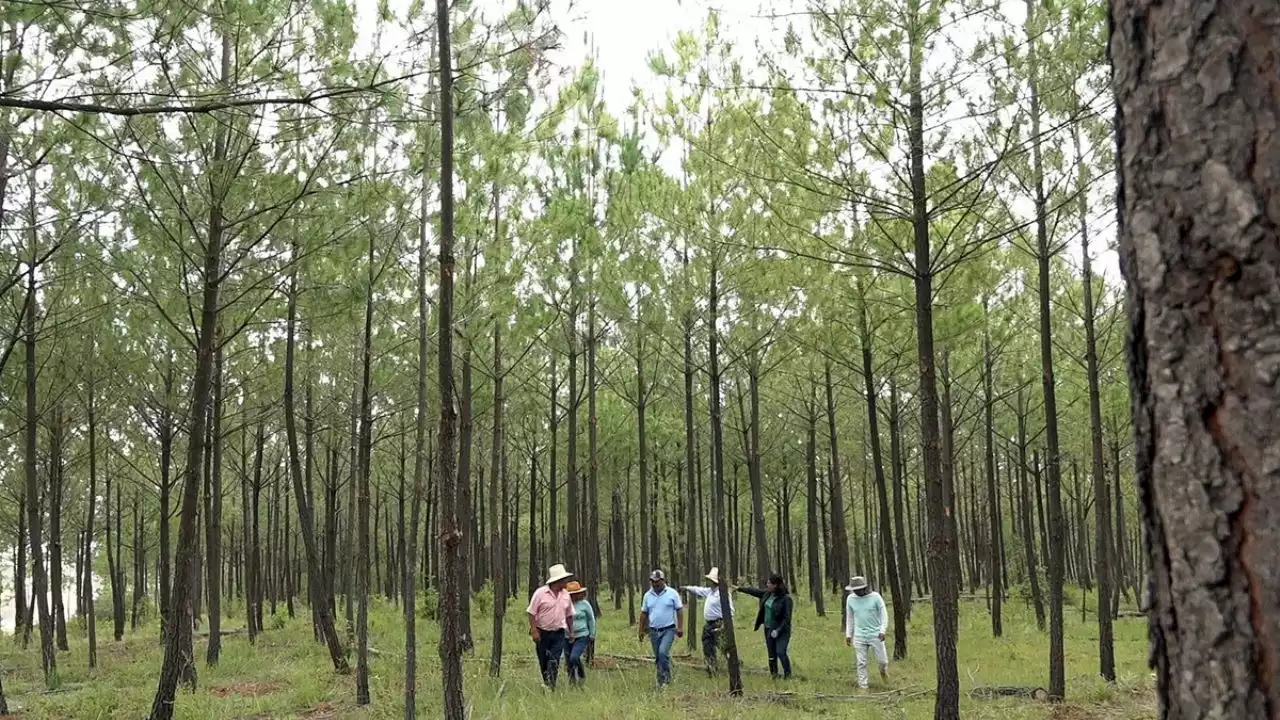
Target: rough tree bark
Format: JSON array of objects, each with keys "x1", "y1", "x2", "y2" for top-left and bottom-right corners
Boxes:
[
  {"x1": 906, "y1": 0, "x2": 959, "y2": 710},
  {"x1": 435, "y1": 1, "x2": 467, "y2": 713},
  {"x1": 1111, "y1": 1, "x2": 1280, "y2": 716}
]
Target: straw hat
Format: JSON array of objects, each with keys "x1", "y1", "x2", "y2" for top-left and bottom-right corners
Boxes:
[
  {"x1": 566, "y1": 581, "x2": 587, "y2": 596},
  {"x1": 546, "y1": 564, "x2": 574, "y2": 585},
  {"x1": 704, "y1": 567, "x2": 721, "y2": 585},
  {"x1": 846, "y1": 575, "x2": 868, "y2": 591}
]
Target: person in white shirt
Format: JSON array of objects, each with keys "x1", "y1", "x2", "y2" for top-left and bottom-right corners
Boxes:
[
  {"x1": 680, "y1": 567, "x2": 734, "y2": 675},
  {"x1": 843, "y1": 575, "x2": 889, "y2": 689}
]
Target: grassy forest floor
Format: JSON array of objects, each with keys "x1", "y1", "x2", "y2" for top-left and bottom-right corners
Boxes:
[{"x1": 1, "y1": 591, "x2": 1154, "y2": 719}]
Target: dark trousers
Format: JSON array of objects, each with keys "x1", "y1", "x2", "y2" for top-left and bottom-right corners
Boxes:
[
  {"x1": 702, "y1": 620, "x2": 723, "y2": 672},
  {"x1": 764, "y1": 628, "x2": 792, "y2": 678},
  {"x1": 535, "y1": 629, "x2": 568, "y2": 688},
  {"x1": 565, "y1": 636, "x2": 591, "y2": 683}
]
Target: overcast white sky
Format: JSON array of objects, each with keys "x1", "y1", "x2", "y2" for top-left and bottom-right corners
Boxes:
[{"x1": 353, "y1": 0, "x2": 1120, "y2": 284}]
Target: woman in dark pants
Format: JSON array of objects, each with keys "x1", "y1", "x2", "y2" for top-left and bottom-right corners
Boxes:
[{"x1": 735, "y1": 573, "x2": 794, "y2": 678}]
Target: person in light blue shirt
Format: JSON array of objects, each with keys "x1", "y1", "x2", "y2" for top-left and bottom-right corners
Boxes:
[
  {"x1": 638, "y1": 569, "x2": 684, "y2": 687},
  {"x1": 564, "y1": 582, "x2": 596, "y2": 686},
  {"x1": 680, "y1": 566, "x2": 734, "y2": 675},
  {"x1": 843, "y1": 575, "x2": 889, "y2": 689}
]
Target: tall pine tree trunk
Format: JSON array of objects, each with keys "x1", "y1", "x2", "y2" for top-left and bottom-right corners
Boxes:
[
  {"x1": 434, "y1": 3, "x2": 467, "y2": 712},
  {"x1": 1024, "y1": 0, "x2": 1067, "y2": 698},
  {"x1": 1074, "y1": 122, "x2": 1115, "y2": 681},
  {"x1": 146, "y1": 31, "x2": 232, "y2": 718},
  {"x1": 906, "y1": 0, "x2": 959, "y2": 711},
  {"x1": 983, "y1": 312, "x2": 1002, "y2": 636},
  {"x1": 354, "y1": 230, "x2": 376, "y2": 706},
  {"x1": 284, "y1": 257, "x2": 348, "y2": 673},
  {"x1": 824, "y1": 362, "x2": 850, "y2": 596},
  {"x1": 24, "y1": 176, "x2": 55, "y2": 686},
  {"x1": 708, "y1": 259, "x2": 743, "y2": 695},
  {"x1": 1112, "y1": 1, "x2": 1280, "y2": 712},
  {"x1": 488, "y1": 319, "x2": 506, "y2": 677},
  {"x1": 858, "y1": 299, "x2": 907, "y2": 659}
]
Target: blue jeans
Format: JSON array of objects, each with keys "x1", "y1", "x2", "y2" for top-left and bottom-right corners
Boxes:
[
  {"x1": 566, "y1": 636, "x2": 591, "y2": 683},
  {"x1": 765, "y1": 628, "x2": 792, "y2": 677},
  {"x1": 648, "y1": 626, "x2": 677, "y2": 686}
]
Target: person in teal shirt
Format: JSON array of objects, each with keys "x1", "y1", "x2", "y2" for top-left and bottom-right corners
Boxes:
[
  {"x1": 565, "y1": 582, "x2": 596, "y2": 686},
  {"x1": 843, "y1": 576, "x2": 889, "y2": 689}
]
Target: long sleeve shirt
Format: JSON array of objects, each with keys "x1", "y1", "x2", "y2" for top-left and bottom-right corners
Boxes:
[
  {"x1": 845, "y1": 591, "x2": 888, "y2": 639},
  {"x1": 571, "y1": 599, "x2": 597, "y2": 639},
  {"x1": 681, "y1": 586, "x2": 734, "y2": 622}
]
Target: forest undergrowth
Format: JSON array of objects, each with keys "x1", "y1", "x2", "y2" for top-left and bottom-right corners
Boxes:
[{"x1": 1, "y1": 593, "x2": 1153, "y2": 719}]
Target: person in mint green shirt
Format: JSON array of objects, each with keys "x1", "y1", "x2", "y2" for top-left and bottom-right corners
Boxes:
[
  {"x1": 843, "y1": 575, "x2": 889, "y2": 689},
  {"x1": 565, "y1": 582, "x2": 596, "y2": 686}
]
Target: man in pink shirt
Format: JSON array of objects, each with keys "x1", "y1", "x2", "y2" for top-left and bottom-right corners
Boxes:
[{"x1": 527, "y1": 564, "x2": 576, "y2": 690}]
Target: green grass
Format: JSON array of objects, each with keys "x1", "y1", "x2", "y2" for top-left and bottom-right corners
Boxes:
[{"x1": 0, "y1": 590, "x2": 1154, "y2": 719}]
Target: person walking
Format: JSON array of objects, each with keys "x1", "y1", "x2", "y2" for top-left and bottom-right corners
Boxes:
[
  {"x1": 735, "y1": 573, "x2": 794, "y2": 679},
  {"x1": 638, "y1": 569, "x2": 684, "y2": 688},
  {"x1": 844, "y1": 575, "x2": 889, "y2": 689},
  {"x1": 564, "y1": 581, "x2": 596, "y2": 686},
  {"x1": 679, "y1": 567, "x2": 734, "y2": 675},
  {"x1": 526, "y1": 564, "x2": 576, "y2": 690}
]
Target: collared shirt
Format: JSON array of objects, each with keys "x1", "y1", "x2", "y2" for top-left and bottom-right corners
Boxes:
[
  {"x1": 845, "y1": 590, "x2": 888, "y2": 639},
  {"x1": 526, "y1": 585, "x2": 573, "y2": 632},
  {"x1": 641, "y1": 586, "x2": 683, "y2": 629},
  {"x1": 682, "y1": 585, "x2": 734, "y2": 622}
]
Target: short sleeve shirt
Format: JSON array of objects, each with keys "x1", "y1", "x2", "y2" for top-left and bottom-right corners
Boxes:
[
  {"x1": 641, "y1": 587, "x2": 683, "y2": 629},
  {"x1": 526, "y1": 585, "x2": 573, "y2": 631}
]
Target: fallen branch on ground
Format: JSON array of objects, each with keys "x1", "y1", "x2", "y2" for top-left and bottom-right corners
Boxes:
[{"x1": 968, "y1": 686, "x2": 1050, "y2": 701}]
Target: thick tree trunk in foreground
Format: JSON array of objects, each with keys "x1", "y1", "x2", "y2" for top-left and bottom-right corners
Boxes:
[
  {"x1": 906, "y1": 0, "x2": 958, "y2": 711},
  {"x1": 435, "y1": 1, "x2": 467, "y2": 714},
  {"x1": 1112, "y1": 1, "x2": 1280, "y2": 715}
]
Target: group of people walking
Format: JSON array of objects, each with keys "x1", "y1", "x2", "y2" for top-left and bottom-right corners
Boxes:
[{"x1": 526, "y1": 563, "x2": 892, "y2": 691}]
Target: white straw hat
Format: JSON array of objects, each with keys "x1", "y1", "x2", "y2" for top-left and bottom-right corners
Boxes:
[
  {"x1": 546, "y1": 564, "x2": 574, "y2": 585},
  {"x1": 704, "y1": 567, "x2": 721, "y2": 585}
]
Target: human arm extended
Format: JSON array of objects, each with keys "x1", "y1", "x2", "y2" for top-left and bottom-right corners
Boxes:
[{"x1": 681, "y1": 585, "x2": 713, "y2": 599}]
